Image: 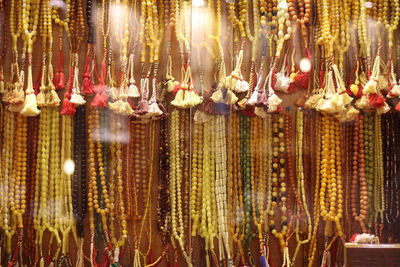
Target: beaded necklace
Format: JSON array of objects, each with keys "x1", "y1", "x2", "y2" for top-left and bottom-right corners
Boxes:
[
  {"x1": 363, "y1": 114, "x2": 375, "y2": 229},
  {"x1": 292, "y1": 110, "x2": 312, "y2": 264},
  {"x1": 215, "y1": 115, "x2": 231, "y2": 263},
  {"x1": 351, "y1": 115, "x2": 369, "y2": 233},
  {"x1": 1, "y1": 110, "x2": 16, "y2": 254},
  {"x1": 157, "y1": 117, "x2": 171, "y2": 244},
  {"x1": 288, "y1": 0, "x2": 311, "y2": 46},
  {"x1": 20, "y1": 0, "x2": 40, "y2": 116},
  {"x1": 0, "y1": 0, "x2": 6, "y2": 94},
  {"x1": 196, "y1": 117, "x2": 218, "y2": 267},
  {"x1": 250, "y1": 116, "x2": 268, "y2": 264},
  {"x1": 191, "y1": 122, "x2": 203, "y2": 238},
  {"x1": 8, "y1": 0, "x2": 22, "y2": 103},
  {"x1": 108, "y1": 114, "x2": 128, "y2": 264},
  {"x1": 319, "y1": 115, "x2": 344, "y2": 230},
  {"x1": 240, "y1": 114, "x2": 252, "y2": 254},
  {"x1": 59, "y1": 113, "x2": 75, "y2": 265},
  {"x1": 87, "y1": 108, "x2": 112, "y2": 265},
  {"x1": 268, "y1": 115, "x2": 291, "y2": 266},
  {"x1": 373, "y1": 115, "x2": 385, "y2": 237},
  {"x1": 24, "y1": 116, "x2": 39, "y2": 266},
  {"x1": 73, "y1": 106, "x2": 87, "y2": 267},
  {"x1": 169, "y1": 109, "x2": 192, "y2": 266},
  {"x1": 383, "y1": 113, "x2": 400, "y2": 239},
  {"x1": 308, "y1": 112, "x2": 322, "y2": 267},
  {"x1": 227, "y1": 112, "x2": 246, "y2": 265}
]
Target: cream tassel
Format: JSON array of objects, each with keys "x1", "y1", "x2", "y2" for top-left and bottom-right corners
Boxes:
[
  {"x1": 21, "y1": 66, "x2": 40, "y2": 116},
  {"x1": 70, "y1": 88, "x2": 87, "y2": 106}
]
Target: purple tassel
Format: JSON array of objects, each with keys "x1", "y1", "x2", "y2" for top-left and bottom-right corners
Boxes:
[{"x1": 260, "y1": 256, "x2": 268, "y2": 267}]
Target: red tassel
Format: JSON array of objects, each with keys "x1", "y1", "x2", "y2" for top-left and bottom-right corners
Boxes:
[
  {"x1": 82, "y1": 73, "x2": 94, "y2": 95},
  {"x1": 368, "y1": 93, "x2": 386, "y2": 108},
  {"x1": 242, "y1": 107, "x2": 256, "y2": 117},
  {"x1": 91, "y1": 92, "x2": 108, "y2": 108},
  {"x1": 395, "y1": 102, "x2": 400, "y2": 111},
  {"x1": 61, "y1": 98, "x2": 76, "y2": 115},
  {"x1": 82, "y1": 54, "x2": 94, "y2": 95},
  {"x1": 56, "y1": 71, "x2": 66, "y2": 90},
  {"x1": 55, "y1": 49, "x2": 65, "y2": 90},
  {"x1": 134, "y1": 100, "x2": 150, "y2": 115},
  {"x1": 34, "y1": 64, "x2": 43, "y2": 95},
  {"x1": 293, "y1": 71, "x2": 309, "y2": 90}
]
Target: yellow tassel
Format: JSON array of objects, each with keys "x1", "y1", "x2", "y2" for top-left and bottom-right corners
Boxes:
[
  {"x1": 350, "y1": 84, "x2": 359, "y2": 95},
  {"x1": 36, "y1": 90, "x2": 46, "y2": 107},
  {"x1": 225, "y1": 90, "x2": 238, "y2": 105},
  {"x1": 21, "y1": 66, "x2": 40, "y2": 116},
  {"x1": 40, "y1": 257, "x2": 45, "y2": 267},
  {"x1": 304, "y1": 94, "x2": 322, "y2": 109},
  {"x1": 8, "y1": 103, "x2": 24, "y2": 112},
  {"x1": 185, "y1": 90, "x2": 203, "y2": 107},
  {"x1": 255, "y1": 107, "x2": 269, "y2": 118},
  {"x1": 48, "y1": 88, "x2": 61, "y2": 107},
  {"x1": 194, "y1": 110, "x2": 213, "y2": 123},
  {"x1": 355, "y1": 95, "x2": 370, "y2": 110},
  {"x1": 211, "y1": 89, "x2": 223, "y2": 103},
  {"x1": 109, "y1": 98, "x2": 134, "y2": 116}
]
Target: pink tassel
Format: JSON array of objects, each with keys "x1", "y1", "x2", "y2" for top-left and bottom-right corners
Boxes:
[{"x1": 91, "y1": 92, "x2": 108, "y2": 108}]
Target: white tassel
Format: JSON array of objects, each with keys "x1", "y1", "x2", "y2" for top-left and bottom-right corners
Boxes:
[
  {"x1": 70, "y1": 89, "x2": 87, "y2": 106},
  {"x1": 274, "y1": 72, "x2": 291, "y2": 93},
  {"x1": 20, "y1": 93, "x2": 41, "y2": 116},
  {"x1": 211, "y1": 89, "x2": 223, "y2": 103},
  {"x1": 234, "y1": 79, "x2": 250, "y2": 93},
  {"x1": 247, "y1": 90, "x2": 259, "y2": 106},
  {"x1": 363, "y1": 79, "x2": 377, "y2": 94},
  {"x1": 376, "y1": 102, "x2": 390, "y2": 115},
  {"x1": 127, "y1": 81, "x2": 140, "y2": 98}
]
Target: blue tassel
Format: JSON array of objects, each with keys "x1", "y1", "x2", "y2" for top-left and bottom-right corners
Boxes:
[{"x1": 260, "y1": 255, "x2": 268, "y2": 267}]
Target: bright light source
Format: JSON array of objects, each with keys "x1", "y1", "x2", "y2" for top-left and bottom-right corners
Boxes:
[
  {"x1": 193, "y1": 0, "x2": 205, "y2": 6},
  {"x1": 365, "y1": 2, "x2": 373, "y2": 8},
  {"x1": 299, "y1": 58, "x2": 311, "y2": 73},
  {"x1": 63, "y1": 159, "x2": 75, "y2": 175},
  {"x1": 278, "y1": 2, "x2": 288, "y2": 9}
]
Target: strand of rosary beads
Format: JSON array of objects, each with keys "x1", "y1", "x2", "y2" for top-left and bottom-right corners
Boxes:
[
  {"x1": 59, "y1": 111, "x2": 75, "y2": 266},
  {"x1": 20, "y1": 0, "x2": 40, "y2": 116},
  {"x1": 363, "y1": 113, "x2": 375, "y2": 230},
  {"x1": 130, "y1": 121, "x2": 146, "y2": 255},
  {"x1": 198, "y1": 117, "x2": 218, "y2": 267},
  {"x1": 191, "y1": 122, "x2": 203, "y2": 238},
  {"x1": 158, "y1": 117, "x2": 171, "y2": 247},
  {"x1": 8, "y1": 114, "x2": 27, "y2": 265},
  {"x1": 382, "y1": 113, "x2": 400, "y2": 241},
  {"x1": 240, "y1": 114, "x2": 252, "y2": 257},
  {"x1": 87, "y1": 108, "x2": 112, "y2": 265},
  {"x1": 73, "y1": 106, "x2": 87, "y2": 267},
  {"x1": 373, "y1": 115, "x2": 385, "y2": 238},
  {"x1": 319, "y1": 115, "x2": 345, "y2": 265},
  {"x1": 351, "y1": 115, "x2": 369, "y2": 233},
  {"x1": 250, "y1": 116, "x2": 268, "y2": 266},
  {"x1": 24, "y1": 116, "x2": 39, "y2": 265},
  {"x1": 308, "y1": 113, "x2": 322, "y2": 267},
  {"x1": 0, "y1": 0, "x2": 7, "y2": 94},
  {"x1": 134, "y1": 121, "x2": 162, "y2": 266},
  {"x1": 292, "y1": 110, "x2": 312, "y2": 264},
  {"x1": 227, "y1": 112, "x2": 246, "y2": 265},
  {"x1": 1, "y1": 110, "x2": 15, "y2": 255},
  {"x1": 342, "y1": 119, "x2": 352, "y2": 238},
  {"x1": 215, "y1": 115, "x2": 231, "y2": 263},
  {"x1": 169, "y1": 109, "x2": 193, "y2": 267},
  {"x1": 268, "y1": 115, "x2": 291, "y2": 266},
  {"x1": 108, "y1": 114, "x2": 128, "y2": 265}
]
